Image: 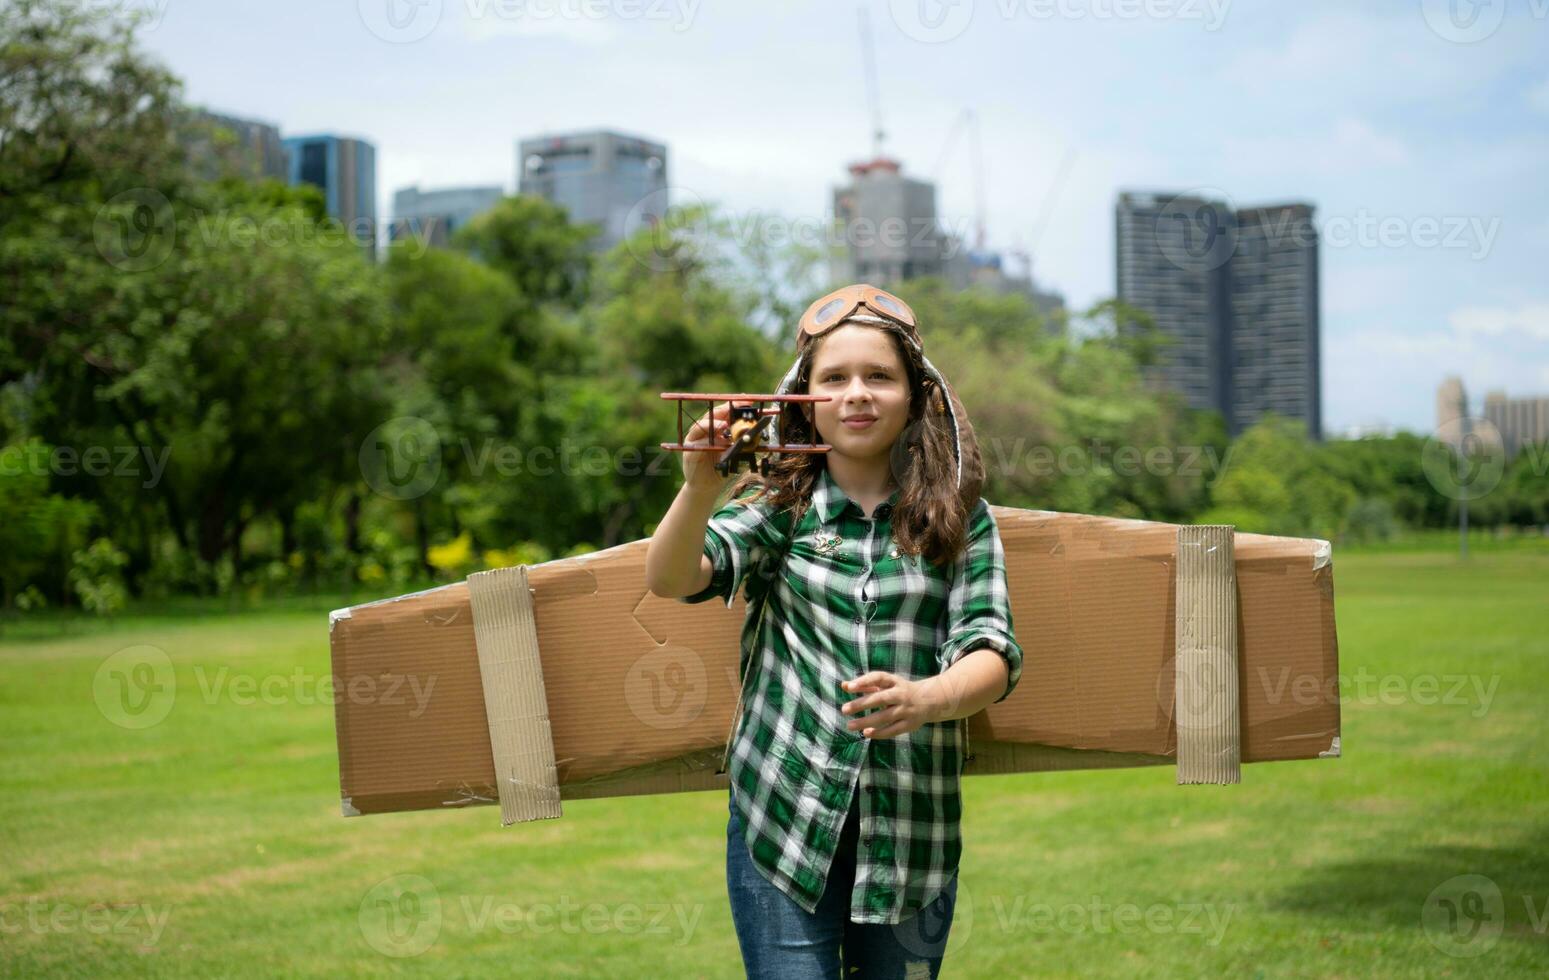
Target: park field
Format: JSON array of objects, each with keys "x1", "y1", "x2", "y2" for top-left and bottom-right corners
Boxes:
[{"x1": 2, "y1": 535, "x2": 1546, "y2": 977}]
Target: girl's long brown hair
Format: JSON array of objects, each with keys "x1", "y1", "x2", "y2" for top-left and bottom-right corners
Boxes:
[{"x1": 726, "y1": 322, "x2": 986, "y2": 569}]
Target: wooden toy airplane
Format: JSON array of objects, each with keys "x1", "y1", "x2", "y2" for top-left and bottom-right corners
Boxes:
[{"x1": 660, "y1": 392, "x2": 833, "y2": 477}]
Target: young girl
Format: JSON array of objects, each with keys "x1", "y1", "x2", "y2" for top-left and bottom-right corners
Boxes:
[{"x1": 645, "y1": 284, "x2": 1023, "y2": 979}]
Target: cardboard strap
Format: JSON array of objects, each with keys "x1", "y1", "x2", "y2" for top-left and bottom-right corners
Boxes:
[
  {"x1": 1174, "y1": 525, "x2": 1241, "y2": 785},
  {"x1": 467, "y1": 566, "x2": 563, "y2": 823}
]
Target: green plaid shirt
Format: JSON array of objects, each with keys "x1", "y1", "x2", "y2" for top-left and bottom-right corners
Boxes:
[{"x1": 680, "y1": 465, "x2": 1023, "y2": 924}]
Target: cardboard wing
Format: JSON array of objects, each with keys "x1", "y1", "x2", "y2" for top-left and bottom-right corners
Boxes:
[{"x1": 327, "y1": 508, "x2": 1340, "y2": 824}]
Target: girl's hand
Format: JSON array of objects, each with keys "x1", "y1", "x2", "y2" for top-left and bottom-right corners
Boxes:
[
  {"x1": 840, "y1": 672, "x2": 950, "y2": 739},
  {"x1": 681, "y1": 400, "x2": 751, "y2": 493}
]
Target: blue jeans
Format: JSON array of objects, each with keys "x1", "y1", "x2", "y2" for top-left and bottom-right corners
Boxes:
[{"x1": 725, "y1": 783, "x2": 958, "y2": 978}]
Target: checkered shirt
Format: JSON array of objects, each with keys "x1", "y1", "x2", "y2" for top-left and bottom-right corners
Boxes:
[{"x1": 679, "y1": 465, "x2": 1023, "y2": 924}]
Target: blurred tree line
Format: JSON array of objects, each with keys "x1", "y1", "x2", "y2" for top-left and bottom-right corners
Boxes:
[{"x1": 2, "y1": 0, "x2": 1545, "y2": 614}]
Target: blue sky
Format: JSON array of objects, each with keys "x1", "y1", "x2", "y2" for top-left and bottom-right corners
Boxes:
[{"x1": 128, "y1": 0, "x2": 1548, "y2": 436}]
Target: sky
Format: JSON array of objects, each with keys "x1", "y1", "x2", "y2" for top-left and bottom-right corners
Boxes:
[{"x1": 123, "y1": 0, "x2": 1549, "y2": 437}]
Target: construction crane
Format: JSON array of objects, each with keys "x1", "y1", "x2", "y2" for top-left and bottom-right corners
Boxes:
[
  {"x1": 858, "y1": 6, "x2": 887, "y2": 160},
  {"x1": 933, "y1": 107, "x2": 989, "y2": 254}
]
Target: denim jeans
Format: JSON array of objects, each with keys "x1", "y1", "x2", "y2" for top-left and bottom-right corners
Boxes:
[{"x1": 725, "y1": 783, "x2": 958, "y2": 979}]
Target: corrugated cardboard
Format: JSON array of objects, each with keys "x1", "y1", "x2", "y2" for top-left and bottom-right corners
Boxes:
[{"x1": 327, "y1": 507, "x2": 1340, "y2": 821}]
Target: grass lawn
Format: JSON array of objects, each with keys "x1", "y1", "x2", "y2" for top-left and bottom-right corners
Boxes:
[{"x1": 2, "y1": 537, "x2": 1546, "y2": 977}]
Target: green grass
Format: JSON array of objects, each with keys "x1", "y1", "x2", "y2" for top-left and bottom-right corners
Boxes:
[{"x1": 2, "y1": 541, "x2": 1546, "y2": 978}]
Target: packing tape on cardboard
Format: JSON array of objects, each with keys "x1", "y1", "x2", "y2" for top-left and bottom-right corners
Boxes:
[
  {"x1": 467, "y1": 565, "x2": 563, "y2": 823},
  {"x1": 1174, "y1": 525, "x2": 1242, "y2": 785}
]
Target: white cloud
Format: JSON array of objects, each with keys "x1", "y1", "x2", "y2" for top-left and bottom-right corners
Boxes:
[
  {"x1": 1449, "y1": 303, "x2": 1549, "y2": 341},
  {"x1": 453, "y1": 2, "x2": 622, "y2": 43},
  {"x1": 1530, "y1": 76, "x2": 1549, "y2": 114},
  {"x1": 1218, "y1": 114, "x2": 1410, "y2": 178},
  {"x1": 1216, "y1": 9, "x2": 1479, "y2": 108}
]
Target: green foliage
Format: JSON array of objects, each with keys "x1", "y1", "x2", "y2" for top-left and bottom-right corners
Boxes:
[
  {"x1": 450, "y1": 194, "x2": 594, "y2": 317},
  {"x1": 67, "y1": 537, "x2": 128, "y2": 615},
  {"x1": 1201, "y1": 414, "x2": 1358, "y2": 539},
  {"x1": 0, "y1": 440, "x2": 98, "y2": 607},
  {"x1": 3, "y1": 0, "x2": 1540, "y2": 610}
]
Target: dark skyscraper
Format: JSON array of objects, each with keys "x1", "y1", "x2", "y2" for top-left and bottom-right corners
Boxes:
[
  {"x1": 1116, "y1": 191, "x2": 1321, "y2": 439},
  {"x1": 283, "y1": 134, "x2": 378, "y2": 259}
]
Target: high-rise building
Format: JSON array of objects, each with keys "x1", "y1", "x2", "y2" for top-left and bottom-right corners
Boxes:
[
  {"x1": 516, "y1": 130, "x2": 667, "y2": 252},
  {"x1": 1115, "y1": 191, "x2": 1321, "y2": 439},
  {"x1": 389, "y1": 184, "x2": 504, "y2": 249},
  {"x1": 830, "y1": 157, "x2": 950, "y2": 286},
  {"x1": 1483, "y1": 389, "x2": 1549, "y2": 459},
  {"x1": 1436, "y1": 375, "x2": 1467, "y2": 436},
  {"x1": 830, "y1": 157, "x2": 1064, "y2": 322},
  {"x1": 283, "y1": 134, "x2": 378, "y2": 259},
  {"x1": 182, "y1": 108, "x2": 288, "y2": 182},
  {"x1": 952, "y1": 250, "x2": 1066, "y2": 322}
]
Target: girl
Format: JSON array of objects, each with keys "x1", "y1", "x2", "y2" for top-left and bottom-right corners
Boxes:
[{"x1": 645, "y1": 284, "x2": 1023, "y2": 979}]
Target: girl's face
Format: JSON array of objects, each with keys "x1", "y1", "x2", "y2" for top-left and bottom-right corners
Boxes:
[{"x1": 803, "y1": 324, "x2": 911, "y2": 464}]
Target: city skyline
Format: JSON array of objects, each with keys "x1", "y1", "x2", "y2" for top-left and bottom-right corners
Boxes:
[{"x1": 133, "y1": 0, "x2": 1549, "y2": 437}]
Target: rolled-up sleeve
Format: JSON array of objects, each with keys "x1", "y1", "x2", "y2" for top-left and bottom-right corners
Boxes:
[
  {"x1": 677, "y1": 486, "x2": 786, "y2": 609},
  {"x1": 937, "y1": 498, "x2": 1023, "y2": 703}
]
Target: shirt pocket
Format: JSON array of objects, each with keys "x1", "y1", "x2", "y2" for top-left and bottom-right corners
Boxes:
[
  {"x1": 785, "y1": 530, "x2": 862, "y2": 611},
  {"x1": 871, "y1": 547, "x2": 950, "y2": 622}
]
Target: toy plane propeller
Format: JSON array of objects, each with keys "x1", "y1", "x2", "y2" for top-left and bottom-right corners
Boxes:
[{"x1": 660, "y1": 392, "x2": 833, "y2": 477}]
